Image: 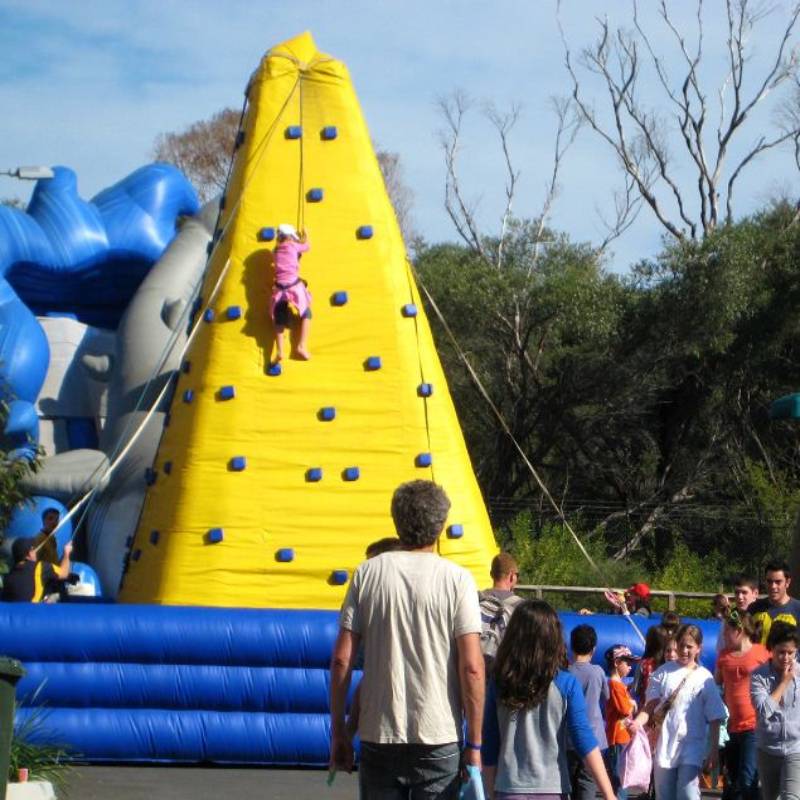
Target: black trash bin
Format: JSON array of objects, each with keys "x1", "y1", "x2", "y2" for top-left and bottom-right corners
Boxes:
[{"x1": 0, "y1": 657, "x2": 25, "y2": 797}]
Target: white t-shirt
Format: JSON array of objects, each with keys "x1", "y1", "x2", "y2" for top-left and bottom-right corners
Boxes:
[
  {"x1": 646, "y1": 661, "x2": 726, "y2": 768},
  {"x1": 339, "y1": 550, "x2": 481, "y2": 745}
]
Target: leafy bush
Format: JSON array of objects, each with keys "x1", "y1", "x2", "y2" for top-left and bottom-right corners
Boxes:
[
  {"x1": 501, "y1": 511, "x2": 728, "y2": 618},
  {"x1": 9, "y1": 696, "x2": 74, "y2": 794}
]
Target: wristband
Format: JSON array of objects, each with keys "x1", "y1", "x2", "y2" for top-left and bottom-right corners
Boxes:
[{"x1": 464, "y1": 741, "x2": 482, "y2": 751}]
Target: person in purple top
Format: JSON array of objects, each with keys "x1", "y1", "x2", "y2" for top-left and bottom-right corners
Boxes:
[
  {"x1": 482, "y1": 600, "x2": 615, "y2": 800},
  {"x1": 568, "y1": 624, "x2": 610, "y2": 800}
]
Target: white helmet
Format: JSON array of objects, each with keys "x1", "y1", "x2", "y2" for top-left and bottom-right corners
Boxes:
[{"x1": 277, "y1": 223, "x2": 299, "y2": 240}]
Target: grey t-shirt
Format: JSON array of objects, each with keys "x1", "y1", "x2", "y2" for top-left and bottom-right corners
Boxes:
[
  {"x1": 339, "y1": 550, "x2": 481, "y2": 745},
  {"x1": 568, "y1": 661, "x2": 609, "y2": 750}
]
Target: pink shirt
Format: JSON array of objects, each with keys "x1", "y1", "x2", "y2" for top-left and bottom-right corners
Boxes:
[{"x1": 274, "y1": 240, "x2": 309, "y2": 286}]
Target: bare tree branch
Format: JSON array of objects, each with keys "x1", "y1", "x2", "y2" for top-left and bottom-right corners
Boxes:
[
  {"x1": 484, "y1": 102, "x2": 522, "y2": 269},
  {"x1": 560, "y1": 0, "x2": 800, "y2": 241},
  {"x1": 438, "y1": 91, "x2": 491, "y2": 263}
]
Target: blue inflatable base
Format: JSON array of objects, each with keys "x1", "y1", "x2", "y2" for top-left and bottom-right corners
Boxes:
[{"x1": 1, "y1": 604, "x2": 719, "y2": 765}]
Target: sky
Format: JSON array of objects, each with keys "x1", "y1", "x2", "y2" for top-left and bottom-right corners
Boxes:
[{"x1": 2, "y1": 0, "x2": 800, "y2": 272}]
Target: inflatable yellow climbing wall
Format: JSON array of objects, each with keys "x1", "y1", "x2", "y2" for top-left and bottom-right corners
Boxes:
[{"x1": 120, "y1": 32, "x2": 497, "y2": 609}]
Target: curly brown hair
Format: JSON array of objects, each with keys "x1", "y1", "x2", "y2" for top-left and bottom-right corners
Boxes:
[{"x1": 494, "y1": 599, "x2": 565, "y2": 710}]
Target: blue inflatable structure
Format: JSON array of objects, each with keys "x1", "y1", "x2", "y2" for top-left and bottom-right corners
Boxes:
[
  {"x1": 1, "y1": 603, "x2": 719, "y2": 765},
  {"x1": 1, "y1": 164, "x2": 199, "y2": 328}
]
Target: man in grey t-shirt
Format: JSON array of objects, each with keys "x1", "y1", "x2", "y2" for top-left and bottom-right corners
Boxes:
[{"x1": 329, "y1": 480, "x2": 485, "y2": 799}]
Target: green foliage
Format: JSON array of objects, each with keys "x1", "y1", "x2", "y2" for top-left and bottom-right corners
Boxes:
[
  {"x1": 417, "y1": 208, "x2": 800, "y2": 583},
  {"x1": 651, "y1": 541, "x2": 724, "y2": 618},
  {"x1": 0, "y1": 402, "x2": 42, "y2": 544},
  {"x1": 9, "y1": 701, "x2": 74, "y2": 794},
  {"x1": 502, "y1": 512, "x2": 643, "y2": 612}
]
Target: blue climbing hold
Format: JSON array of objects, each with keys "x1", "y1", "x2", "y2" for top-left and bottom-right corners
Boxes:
[
  {"x1": 219, "y1": 385, "x2": 236, "y2": 401},
  {"x1": 149, "y1": 530, "x2": 160, "y2": 546},
  {"x1": 306, "y1": 467, "x2": 323, "y2": 482},
  {"x1": 357, "y1": 225, "x2": 373, "y2": 239},
  {"x1": 365, "y1": 356, "x2": 382, "y2": 371},
  {"x1": 319, "y1": 407, "x2": 336, "y2": 421},
  {"x1": 267, "y1": 362, "x2": 282, "y2": 377},
  {"x1": 307, "y1": 188, "x2": 324, "y2": 202},
  {"x1": 402, "y1": 304, "x2": 418, "y2": 317},
  {"x1": 235, "y1": 130, "x2": 245, "y2": 148},
  {"x1": 330, "y1": 570, "x2": 349, "y2": 585},
  {"x1": 258, "y1": 227, "x2": 275, "y2": 242},
  {"x1": 203, "y1": 308, "x2": 215, "y2": 323},
  {"x1": 286, "y1": 126, "x2": 302, "y2": 139},
  {"x1": 418, "y1": 383, "x2": 434, "y2": 398},
  {"x1": 207, "y1": 528, "x2": 224, "y2": 544},
  {"x1": 183, "y1": 389, "x2": 194, "y2": 403},
  {"x1": 164, "y1": 413, "x2": 171, "y2": 427},
  {"x1": 322, "y1": 126, "x2": 338, "y2": 140},
  {"x1": 182, "y1": 360, "x2": 191, "y2": 374},
  {"x1": 132, "y1": 549, "x2": 142, "y2": 562},
  {"x1": 226, "y1": 305, "x2": 242, "y2": 320},
  {"x1": 331, "y1": 291, "x2": 348, "y2": 306},
  {"x1": 125, "y1": 536, "x2": 134, "y2": 548},
  {"x1": 144, "y1": 468, "x2": 157, "y2": 486},
  {"x1": 230, "y1": 456, "x2": 247, "y2": 471},
  {"x1": 447, "y1": 524, "x2": 464, "y2": 539},
  {"x1": 415, "y1": 453, "x2": 433, "y2": 468},
  {"x1": 276, "y1": 548, "x2": 295, "y2": 563},
  {"x1": 343, "y1": 467, "x2": 360, "y2": 481},
  {"x1": 163, "y1": 461, "x2": 172, "y2": 475}
]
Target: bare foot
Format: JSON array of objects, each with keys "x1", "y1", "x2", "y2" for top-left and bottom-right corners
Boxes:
[{"x1": 296, "y1": 347, "x2": 311, "y2": 360}]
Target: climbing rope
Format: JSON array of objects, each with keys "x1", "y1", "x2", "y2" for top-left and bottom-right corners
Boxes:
[
  {"x1": 412, "y1": 268, "x2": 646, "y2": 644},
  {"x1": 402, "y1": 263, "x2": 436, "y2": 486},
  {"x1": 297, "y1": 76, "x2": 306, "y2": 233}
]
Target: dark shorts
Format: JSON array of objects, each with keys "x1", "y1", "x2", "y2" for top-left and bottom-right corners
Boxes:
[
  {"x1": 359, "y1": 741, "x2": 461, "y2": 800},
  {"x1": 274, "y1": 300, "x2": 312, "y2": 327}
]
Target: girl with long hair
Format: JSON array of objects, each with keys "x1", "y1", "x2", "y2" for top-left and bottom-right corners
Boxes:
[
  {"x1": 714, "y1": 610, "x2": 767, "y2": 800},
  {"x1": 482, "y1": 600, "x2": 616, "y2": 800}
]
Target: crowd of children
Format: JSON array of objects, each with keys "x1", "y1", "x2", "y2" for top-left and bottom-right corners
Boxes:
[{"x1": 480, "y1": 569, "x2": 800, "y2": 800}]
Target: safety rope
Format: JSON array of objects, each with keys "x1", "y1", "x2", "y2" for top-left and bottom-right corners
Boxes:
[
  {"x1": 297, "y1": 76, "x2": 306, "y2": 233},
  {"x1": 33, "y1": 76, "x2": 303, "y2": 558},
  {"x1": 413, "y1": 268, "x2": 646, "y2": 644},
  {"x1": 403, "y1": 263, "x2": 436, "y2": 485}
]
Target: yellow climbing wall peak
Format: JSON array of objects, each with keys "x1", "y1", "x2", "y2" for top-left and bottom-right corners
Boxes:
[{"x1": 120, "y1": 34, "x2": 497, "y2": 609}]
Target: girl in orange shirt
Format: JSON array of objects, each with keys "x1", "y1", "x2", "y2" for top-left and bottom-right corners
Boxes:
[
  {"x1": 715, "y1": 611, "x2": 767, "y2": 800},
  {"x1": 606, "y1": 644, "x2": 639, "y2": 799}
]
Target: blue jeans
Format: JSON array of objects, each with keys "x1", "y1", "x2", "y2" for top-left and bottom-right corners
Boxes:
[
  {"x1": 653, "y1": 763, "x2": 701, "y2": 800},
  {"x1": 608, "y1": 744, "x2": 628, "y2": 800},
  {"x1": 359, "y1": 741, "x2": 461, "y2": 800},
  {"x1": 725, "y1": 730, "x2": 758, "y2": 800}
]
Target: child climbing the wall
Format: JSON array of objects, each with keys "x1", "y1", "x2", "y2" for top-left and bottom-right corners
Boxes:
[{"x1": 271, "y1": 223, "x2": 311, "y2": 361}]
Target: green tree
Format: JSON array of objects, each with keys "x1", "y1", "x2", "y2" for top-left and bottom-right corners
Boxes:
[
  {"x1": 0, "y1": 403, "x2": 41, "y2": 548},
  {"x1": 418, "y1": 206, "x2": 800, "y2": 579}
]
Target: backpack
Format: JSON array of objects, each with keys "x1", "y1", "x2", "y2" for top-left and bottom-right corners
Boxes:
[{"x1": 478, "y1": 591, "x2": 522, "y2": 664}]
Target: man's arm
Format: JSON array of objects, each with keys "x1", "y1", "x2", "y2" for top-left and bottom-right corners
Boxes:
[
  {"x1": 55, "y1": 542, "x2": 72, "y2": 579},
  {"x1": 457, "y1": 632, "x2": 485, "y2": 768},
  {"x1": 329, "y1": 627, "x2": 360, "y2": 772}
]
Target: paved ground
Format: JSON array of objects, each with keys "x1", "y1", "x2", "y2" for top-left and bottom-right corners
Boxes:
[
  {"x1": 62, "y1": 765, "x2": 722, "y2": 799},
  {"x1": 65, "y1": 766, "x2": 359, "y2": 800}
]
